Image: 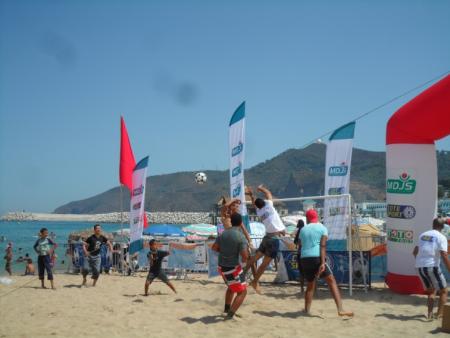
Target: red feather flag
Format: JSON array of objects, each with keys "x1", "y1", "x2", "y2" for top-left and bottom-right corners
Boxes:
[
  {"x1": 119, "y1": 116, "x2": 136, "y2": 191},
  {"x1": 120, "y1": 117, "x2": 148, "y2": 227}
]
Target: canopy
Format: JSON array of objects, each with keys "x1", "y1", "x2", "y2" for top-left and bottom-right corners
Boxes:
[
  {"x1": 143, "y1": 224, "x2": 186, "y2": 237},
  {"x1": 182, "y1": 223, "x2": 216, "y2": 237}
]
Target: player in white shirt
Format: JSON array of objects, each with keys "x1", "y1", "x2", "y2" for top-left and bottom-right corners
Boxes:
[
  {"x1": 244, "y1": 185, "x2": 286, "y2": 294},
  {"x1": 413, "y1": 217, "x2": 450, "y2": 319}
]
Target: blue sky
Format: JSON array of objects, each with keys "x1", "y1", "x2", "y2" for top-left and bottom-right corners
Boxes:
[{"x1": 0, "y1": 0, "x2": 449, "y2": 214}]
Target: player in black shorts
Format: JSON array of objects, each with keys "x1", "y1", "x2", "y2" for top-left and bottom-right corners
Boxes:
[
  {"x1": 298, "y1": 209, "x2": 353, "y2": 317},
  {"x1": 144, "y1": 239, "x2": 176, "y2": 296}
]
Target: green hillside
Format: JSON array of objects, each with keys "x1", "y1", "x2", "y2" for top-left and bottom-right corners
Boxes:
[{"x1": 54, "y1": 144, "x2": 450, "y2": 213}]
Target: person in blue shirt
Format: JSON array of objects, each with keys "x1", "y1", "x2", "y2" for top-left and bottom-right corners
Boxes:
[
  {"x1": 299, "y1": 209, "x2": 353, "y2": 317},
  {"x1": 33, "y1": 228, "x2": 57, "y2": 289}
]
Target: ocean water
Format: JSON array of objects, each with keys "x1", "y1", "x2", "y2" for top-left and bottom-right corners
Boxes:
[{"x1": 0, "y1": 221, "x2": 182, "y2": 276}]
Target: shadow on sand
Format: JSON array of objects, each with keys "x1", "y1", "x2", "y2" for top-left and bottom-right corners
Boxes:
[
  {"x1": 180, "y1": 315, "x2": 225, "y2": 324},
  {"x1": 375, "y1": 313, "x2": 429, "y2": 322},
  {"x1": 63, "y1": 284, "x2": 82, "y2": 289},
  {"x1": 253, "y1": 310, "x2": 323, "y2": 319}
]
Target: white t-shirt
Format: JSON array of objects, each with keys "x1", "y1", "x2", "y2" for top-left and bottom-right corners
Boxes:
[
  {"x1": 256, "y1": 200, "x2": 286, "y2": 234},
  {"x1": 415, "y1": 229, "x2": 448, "y2": 268}
]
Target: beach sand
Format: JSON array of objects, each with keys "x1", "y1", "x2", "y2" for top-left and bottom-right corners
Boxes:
[{"x1": 0, "y1": 273, "x2": 447, "y2": 338}]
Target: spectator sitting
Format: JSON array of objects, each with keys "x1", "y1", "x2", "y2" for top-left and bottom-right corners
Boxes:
[{"x1": 25, "y1": 258, "x2": 35, "y2": 275}]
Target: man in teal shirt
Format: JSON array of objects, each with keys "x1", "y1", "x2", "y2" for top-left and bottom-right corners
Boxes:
[{"x1": 299, "y1": 209, "x2": 353, "y2": 317}]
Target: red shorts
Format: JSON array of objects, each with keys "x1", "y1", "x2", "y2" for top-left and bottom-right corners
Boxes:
[{"x1": 219, "y1": 265, "x2": 247, "y2": 293}]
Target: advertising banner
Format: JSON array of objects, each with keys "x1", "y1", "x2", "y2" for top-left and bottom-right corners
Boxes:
[{"x1": 324, "y1": 122, "x2": 355, "y2": 240}]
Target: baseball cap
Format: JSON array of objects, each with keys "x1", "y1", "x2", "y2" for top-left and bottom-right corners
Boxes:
[{"x1": 306, "y1": 209, "x2": 319, "y2": 223}]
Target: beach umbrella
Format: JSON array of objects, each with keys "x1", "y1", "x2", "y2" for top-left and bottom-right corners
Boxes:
[
  {"x1": 142, "y1": 224, "x2": 186, "y2": 237},
  {"x1": 182, "y1": 223, "x2": 216, "y2": 237}
]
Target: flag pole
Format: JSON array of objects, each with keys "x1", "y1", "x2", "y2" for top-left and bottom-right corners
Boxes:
[{"x1": 120, "y1": 184, "x2": 124, "y2": 235}]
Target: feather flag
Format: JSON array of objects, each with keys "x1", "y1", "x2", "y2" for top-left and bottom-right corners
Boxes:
[
  {"x1": 120, "y1": 116, "x2": 148, "y2": 227},
  {"x1": 120, "y1": 116, "x2": 136, "y2": 192}
]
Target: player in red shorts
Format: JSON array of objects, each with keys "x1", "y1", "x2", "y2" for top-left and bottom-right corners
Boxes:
[{"x1": 212, "y1": 213, "x2": 248, "y2": 319}]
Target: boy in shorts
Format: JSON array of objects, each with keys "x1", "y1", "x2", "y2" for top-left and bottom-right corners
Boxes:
[{"x1": 144, "y1": 239, "x2": 177, "y2": 296}]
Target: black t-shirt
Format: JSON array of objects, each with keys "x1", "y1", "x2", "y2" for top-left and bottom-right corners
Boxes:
[
  {"x1": 85, "y1": 235, "x2": 108, "y2": 256},
  {"x1": 147, "y1": 250, "x2": 169, "y2": 273}
]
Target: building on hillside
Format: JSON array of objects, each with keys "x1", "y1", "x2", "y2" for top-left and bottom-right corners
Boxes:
[
  {"x1": 354, "y1": 201, "x2": 387, "y2": 219},
  {"x1": 302, "y1": 199, "x2": 317, "y2": 212}
]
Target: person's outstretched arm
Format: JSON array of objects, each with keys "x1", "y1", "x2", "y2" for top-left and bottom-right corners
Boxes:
[
  {"x1": 257, "y1": 185, "x2": 273, "y2": 201},
  {"x1": 441, "y1": 251, "x2": 450, "y2": 272},
  {"x1": 412, "y1": 246, "x2": 419, "y2": 257},
  {"x1": 245, "y1": 186, "x2": 256, "y2": 206}
]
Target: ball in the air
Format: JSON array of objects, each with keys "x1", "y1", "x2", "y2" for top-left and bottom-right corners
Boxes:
[{"x1": 195, "y1": 172, "x2": 207, "y2": 184}]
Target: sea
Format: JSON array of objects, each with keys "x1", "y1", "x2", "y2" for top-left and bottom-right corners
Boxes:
[{"x1": 0, "y1": 221, "x2": 182, "y2": 276}]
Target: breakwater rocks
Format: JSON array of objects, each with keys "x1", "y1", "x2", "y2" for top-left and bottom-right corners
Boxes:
[{"x1": 0, "y1": 212, "x2": 212, "y2": 224}]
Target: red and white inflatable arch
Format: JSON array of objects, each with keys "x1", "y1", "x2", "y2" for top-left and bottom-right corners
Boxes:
[{"x1": 386, "y1": 75, "x2": 450, "y2": 294}]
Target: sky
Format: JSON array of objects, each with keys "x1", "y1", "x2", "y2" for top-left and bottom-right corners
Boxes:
[{"x1": 0, "y1": 0, "x2": 449, "y2": 214}]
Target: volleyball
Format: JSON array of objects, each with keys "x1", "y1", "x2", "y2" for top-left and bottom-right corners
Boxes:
[{"x1": 195, "y1": 172, "x2": 207, "y2": 184}]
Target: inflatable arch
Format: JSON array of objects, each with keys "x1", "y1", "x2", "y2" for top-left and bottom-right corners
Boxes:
[{"x1": 386, "y1": 74, "x2": 450, "y2": 294}]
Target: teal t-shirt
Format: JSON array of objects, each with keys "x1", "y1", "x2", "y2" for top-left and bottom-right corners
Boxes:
[{"x1": 299, "y1": 223, "x2": 328, "y2": 258}]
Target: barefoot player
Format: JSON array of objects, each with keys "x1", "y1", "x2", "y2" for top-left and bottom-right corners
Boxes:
[
  {"x1": 299, "y1": 209, "x2": 353, "y2": 317},
  {"x1": 144, "y1": 239, "x2": 176, "y2": 296},
  {"x1": 244, "y1": 185, "x2": 286, "y2": 293},
  {"x1": 212, "y1": 213, "x2": 248, "y2": 319}
]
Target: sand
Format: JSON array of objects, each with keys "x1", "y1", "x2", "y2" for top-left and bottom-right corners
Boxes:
[{"x1": 0, "y1": 273, "x2": 448, "y2": 338}]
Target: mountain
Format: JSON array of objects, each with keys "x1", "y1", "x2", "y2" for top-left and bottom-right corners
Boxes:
[{"x1": 54, "y1": 144, "x2": 450, "y2": 213}]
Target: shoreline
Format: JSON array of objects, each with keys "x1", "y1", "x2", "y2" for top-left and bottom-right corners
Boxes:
[{"x1": 0, "y1": 211, "x2": 211, "y2": 224}]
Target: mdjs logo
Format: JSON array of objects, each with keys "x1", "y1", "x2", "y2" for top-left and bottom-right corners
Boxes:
[
  {"x1": 232, "y1": 162, "x2": 242, "y2": 177},
  {"x1": 232, "y1": 184, "x2": 241, "y2": 198},
  {"x1": 328, "y1": 162, "x2": 348, "y2": 176},
  {"x1": 232, "y1": 142, "x2": 244, "y2": 157},
  {"x1": 387, "y1": 172, "x2": 416, "y2": 194}
]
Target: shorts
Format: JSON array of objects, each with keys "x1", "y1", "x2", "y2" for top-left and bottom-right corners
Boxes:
[
  {"x1": 257, "y1": 236, "x2": 280, "y2": 259},
  {"x1": 417, "y1": 266, "x2": 447, "y2": 290},
  {"x1": 219, "y1": 265, "x2": 247, "y2": 293},
  {"x1": 146, "y1": 270, "x2": 169, "y2": 284},
  {"x1": 300, "y1": 257, "x2": 332, "y2": 282},
  {"x1": 297, "y1": 253, "x2": 304, "y2": 276},
  {"x1": 82, "y1": 254, "x2": 101, "y2": 279}
]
